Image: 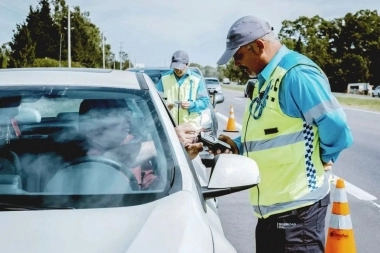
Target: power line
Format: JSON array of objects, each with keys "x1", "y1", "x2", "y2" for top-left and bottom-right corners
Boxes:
[
  {"x1": 0, "y1": 2, "x2": 25, "y2": 16},
  {"x1": 0, "y1": 0, "x2": 27, "y2": 15}
]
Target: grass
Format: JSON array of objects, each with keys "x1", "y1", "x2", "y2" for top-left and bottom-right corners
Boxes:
[
  {"x1": 335, "y1": 97, "x2": 380, "y2": 112},
  {"x1": 222, "y1": 85, "x2": 380, "y2": 112}
]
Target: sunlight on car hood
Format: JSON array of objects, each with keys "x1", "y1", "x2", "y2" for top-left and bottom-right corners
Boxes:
[{"x1": 0, "y1": 191, "x2": 214, "y2": 253}]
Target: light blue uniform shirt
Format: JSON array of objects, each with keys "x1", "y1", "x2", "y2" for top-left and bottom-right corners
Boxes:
[
  {"x1": 156, "y1": 68, "x2": 210, "y2": 113},
  {"x1": 234, "y1": 46, "x2": 353, "y2": 163}
]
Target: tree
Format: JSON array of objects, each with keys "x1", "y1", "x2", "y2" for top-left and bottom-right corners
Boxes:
[
  {"x1": 0, "y1": 43, "x2": 11, "y2": 68},
  {"x1": 26, "y1": 0, "x2": 60, "y2": 59},
  {"x1": 9, "y1": 23, "x2": 36, "y2": 67}
]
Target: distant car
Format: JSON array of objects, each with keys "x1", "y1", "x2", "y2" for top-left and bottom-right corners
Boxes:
[
  {"x1": 204, "y1": 77, "x2": 224, "y2": 107},
  {"x1": 127, "y1": 67, "x2": 220, "y2": 137},
  {"x1": 222, "y1": 78, "x2": 230, "y2": 84},
  {"x1": 372, "y1": 86, "x2": 380, "y2": 97},
  {"x1": 0, "y1": 67, "x2": 261, "y2": 253},
  {"x1": 204, "y1": 77, "x2": 223, "y2": 94},
  {"x1": 244, "y1": 78, "x2": 258, "y2": 98}
]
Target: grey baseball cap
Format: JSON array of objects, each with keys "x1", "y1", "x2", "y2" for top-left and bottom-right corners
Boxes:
[
  {"x1": 170, "y1": 50, "x2": 189, "y2": 70},
  {"x1": 217, "y1": 15, "x2": 273, "y2": 65}
]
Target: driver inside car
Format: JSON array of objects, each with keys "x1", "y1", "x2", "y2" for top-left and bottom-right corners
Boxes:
[
  {"x1": 77, "y1": 99, "x2": 204, "y2": 190},
  {"x1": 78, "y1": 99, "x2": 158, "y2": 190}
]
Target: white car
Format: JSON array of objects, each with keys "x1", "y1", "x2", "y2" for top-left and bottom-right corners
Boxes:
[
  {"x1": 0, "y1": 68, "x2": 260, "y2": 253},
  {"x1": 372, "y1": 86, "x2": 380, "y2": 97}
]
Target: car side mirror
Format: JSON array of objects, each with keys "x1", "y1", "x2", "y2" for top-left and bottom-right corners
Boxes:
[
  {"x1": 202, "y1": 154, "x2": 260, "y2": 200},
  {"x1": 214, "y1": 93, "x2": 224, "y2": 104}
]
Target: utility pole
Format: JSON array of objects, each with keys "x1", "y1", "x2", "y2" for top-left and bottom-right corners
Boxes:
[
  {"x1": 68, "y1": 7, "x2": 71, "y2": 68},
  {"x1": 102, "y1": 32, "x2": 105, "y2": 69},
  {"x1": 119, "y1": 42, "x2": 123, "y2": 70},
  {"x1": 128, "y1": 52, "x2": 130, "y2": 68},
  {"x1": 59, "y1": 33, "x2": 62, "y2": 67}
]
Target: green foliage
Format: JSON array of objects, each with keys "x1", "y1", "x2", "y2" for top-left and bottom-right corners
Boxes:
[
  {"x1": 9, "y1": 23, "x2": 36, "y2": 67},
  {"x1": 279, "y1": 10, "x2": 380, "y2": 92},
  {"x1": 31, "y1": 58, "x2": 83, "y2": 67},
  {"x1": 0, "y1": 44, "x2": 11, "y2": 68},
  {"x1": 6, "y1": 0, "x2": 115, "y2": 69}
]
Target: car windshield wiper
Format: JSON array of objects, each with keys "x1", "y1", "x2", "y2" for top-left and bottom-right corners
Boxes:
[{"x1": 0, "y1": 203, "x2": 75, "y2": 211}]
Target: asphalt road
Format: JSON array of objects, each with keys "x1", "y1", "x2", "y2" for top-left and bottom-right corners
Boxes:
[{"x1": 215, "y1": 89, "x2": 380, "y2": 253}]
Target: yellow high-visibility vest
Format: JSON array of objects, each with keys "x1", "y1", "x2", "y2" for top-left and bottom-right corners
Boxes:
[
  {"x1": 242, "y1": 51, "x2": 327, "y2": 218},
  {"x1": 162, "y1": 73, "x2": 202, "y2": 128}
]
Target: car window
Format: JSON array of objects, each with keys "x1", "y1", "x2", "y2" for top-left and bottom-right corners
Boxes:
[
  {"x1": 205, "y1": 79, "x2": 220, "y2": 84},
  {"x1": 0, "y1": 86, "x2": 178, "y2": 209},
  {"x1": 189, "y1": 67, "x2": 203, "y2": 77}
]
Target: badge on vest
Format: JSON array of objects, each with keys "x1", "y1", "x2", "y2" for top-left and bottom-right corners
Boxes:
[{"x1": 264, "y1": 127, "x2": 278, "y2": 135}]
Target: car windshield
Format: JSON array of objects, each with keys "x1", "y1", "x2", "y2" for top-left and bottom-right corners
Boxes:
[
  {"x1": 205, "y1": 79, "x2": 220, "y2": 84},
  {"x1": 0, "y1": 86, "x2": 178, "y2": 210}
]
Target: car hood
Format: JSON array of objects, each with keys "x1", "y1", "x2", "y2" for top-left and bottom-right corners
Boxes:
[
  {"x1": 207, "y1": 84, "x2": 221, "y2": 89},
  {"x1": 0, "y1": 191, "x2": 215, "y2": 253}
]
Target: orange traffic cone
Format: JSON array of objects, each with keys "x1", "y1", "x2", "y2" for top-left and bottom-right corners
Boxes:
[
  {"x1": 325, "y1": 178, "x2": 357, "y2": 253},
  {"x1": 223, "y1": 105, "x2": 239, "y2": 132}
]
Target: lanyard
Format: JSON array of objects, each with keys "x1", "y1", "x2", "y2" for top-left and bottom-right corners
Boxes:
[{"x1": 249, "y1": 81, "x2": 272, "y2": 120}]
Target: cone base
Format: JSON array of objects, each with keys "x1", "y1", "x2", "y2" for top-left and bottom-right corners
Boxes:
[
  {"x1": 223, "y1": 129, "x2": 239, "y2": 132},
  {"x1": 325, "y1": 228, "x2": 356, "y2": 253}
]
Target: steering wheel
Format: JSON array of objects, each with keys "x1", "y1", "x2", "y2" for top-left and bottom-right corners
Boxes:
[{"x1": 66, "y1": 156, "x2": 140, "y2": 191}]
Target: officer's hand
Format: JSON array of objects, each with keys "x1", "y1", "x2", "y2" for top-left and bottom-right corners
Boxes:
[
  {"x1": 185, "y1": 142, "x2": 203, "y2": 160},
  {"x1": 208, "y1": 134, "x2": 239, "y2": 155},
  {"x1": 180, "y1": 101, "x2": 191, "y2": 109},
  {"x1": 323, "y1": 160, "x2": 333, "y2": 171},
  {"x1": 175, "y1": 122, "x2": 198, "y2": 146}
]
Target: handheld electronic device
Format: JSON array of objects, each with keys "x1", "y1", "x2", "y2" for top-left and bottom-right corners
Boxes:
[{"x1": 198, "y1": 132, "x2": 231, "y2": 153}]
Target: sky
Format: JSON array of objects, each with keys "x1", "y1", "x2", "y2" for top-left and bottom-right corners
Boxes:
[{"x1": 0, "y1": 0, "x2": 379, "y2": 68}]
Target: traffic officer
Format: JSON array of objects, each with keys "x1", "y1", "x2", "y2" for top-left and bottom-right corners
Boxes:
[
  {"x1": 216, "y1": 15, "x2": 353, "y2": 253},
  {"x1": 156, "y1": 50, "x2": 209, "y2": 130}
]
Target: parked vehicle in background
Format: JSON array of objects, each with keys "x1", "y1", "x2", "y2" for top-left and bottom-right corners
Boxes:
[
  {"x1": 0, "y1": 67, "x2": 261, "y2": 253},
  {"x1": 204, "y1": 77, "x2": 224, "y2": 107},
  {"x1": 127, "y1": 67, "x2": 220, "y2": 137},
  {"x1": 244, "y1": 78, "x2": 258, "y2": 98},
  {"x1": 222, "y1": 78, "x2": 230, "y2": 84},
  {"x1": 204, "y1": 77, "x2": 223, "y2": 94},
  {"x1": 372, "y1": 86, "x2": 380, "y2": 97}
]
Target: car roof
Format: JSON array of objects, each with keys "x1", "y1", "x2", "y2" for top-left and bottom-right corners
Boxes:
[
  {"x1": 128, "y1": 67, "x2": 204, "y2": 76},
  {"x1": 0, "y1": 68, "x2": 141, "y2": 89}
]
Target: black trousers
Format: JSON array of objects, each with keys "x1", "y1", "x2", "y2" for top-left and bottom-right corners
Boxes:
[{"x1": 255, "y1": 193, "x2": 330, "y2": 253}]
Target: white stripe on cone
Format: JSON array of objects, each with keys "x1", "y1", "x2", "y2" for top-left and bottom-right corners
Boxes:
[
  {"x1": 334, "y1": 188, "x2": 348, "y2": 203},
  {"x1": 329, "y1": 214, "x2": 353, "y2": 230}
]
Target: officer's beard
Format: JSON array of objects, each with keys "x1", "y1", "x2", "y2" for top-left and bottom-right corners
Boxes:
[{"x1": 240, "y1": 66, "x2": 257, "y2": 78}]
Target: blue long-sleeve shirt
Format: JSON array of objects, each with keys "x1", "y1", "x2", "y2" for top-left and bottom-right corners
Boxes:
[
  {"x1": 156, "y1": 68, "x2": 210, "y2": 113},
  {"x1": 234, "y1": 46, "x2": 353, "y2": 163}
]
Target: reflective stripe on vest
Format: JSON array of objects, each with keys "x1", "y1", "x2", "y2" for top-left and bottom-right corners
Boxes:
[
  {"x1": 242, "y1": 51, "x2": 327, "y2": 218},
  {"x1": 162, "y1": 73, "x2": 201, "y2": 128}
]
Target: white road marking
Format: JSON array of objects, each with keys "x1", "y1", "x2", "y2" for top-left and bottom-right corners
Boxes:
[
  {"x1": 234, "y1": 98, "x2": 243, "y2": 101},
  {"x1": 343, "y1": 107, "x2": 380, "y2": 115},
  {"x1": 216, "y1": 112, "x2": 378, "y2": 202}
]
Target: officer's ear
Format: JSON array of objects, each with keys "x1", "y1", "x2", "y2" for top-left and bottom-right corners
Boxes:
[{"x1": 255, "y1": 39, "x2": 265, "y2": 49}]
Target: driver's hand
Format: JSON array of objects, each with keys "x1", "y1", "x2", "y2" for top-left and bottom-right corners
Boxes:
[
  {"x1": 167, "y1": 103, "x2": 174, "y2": 110},
  {"x1": 209, "y1": 134, "x2": 239, "y2": 155}
]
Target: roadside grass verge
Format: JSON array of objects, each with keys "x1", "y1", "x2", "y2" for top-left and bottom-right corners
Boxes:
[
  {"x1": 335, "y1": 97, "x2": 380, "y2": 112},
  {"x1": 222, "y1": 85, "x2": 380, "y2": 112}
]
